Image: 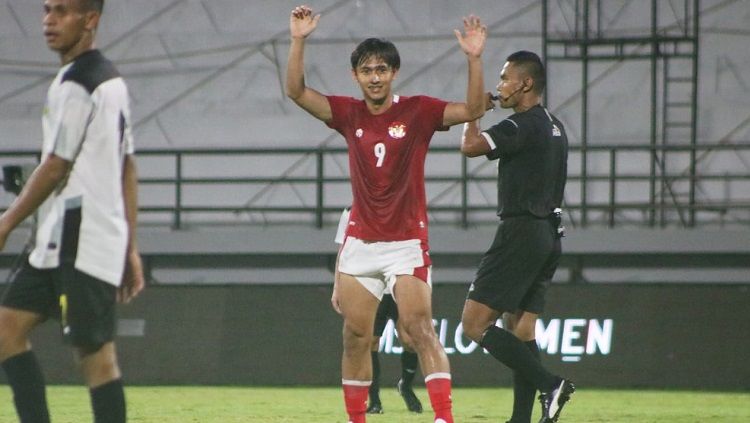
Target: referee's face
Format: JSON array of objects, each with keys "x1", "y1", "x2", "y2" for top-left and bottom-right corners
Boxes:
[
  {"x1": 496, "y1": 62, "x2": 524, "y2": 109},
  {"x1": 43, "y1": 0, "x2": 95, "y2": 55}
]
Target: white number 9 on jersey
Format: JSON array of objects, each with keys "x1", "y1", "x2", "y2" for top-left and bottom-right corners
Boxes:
[{"x1": 374, "y1": 142, "x2": 386, "y2": 167}]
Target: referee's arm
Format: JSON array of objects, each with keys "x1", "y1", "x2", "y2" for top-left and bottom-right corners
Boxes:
[{"x1": 460, "y1": 120, "x2": 491, "y2": 157}]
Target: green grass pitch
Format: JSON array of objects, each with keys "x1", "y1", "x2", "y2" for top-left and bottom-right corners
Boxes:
[{"x1": 1, "y1": 385, "x2": 748, "y2": 422}]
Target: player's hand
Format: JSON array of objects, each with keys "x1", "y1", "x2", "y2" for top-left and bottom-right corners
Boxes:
[
  {"x1": 290, "y1": 5, "x2": 321, "y2": 39},
  {"x1": 454, "y1": 15, "x2": 487, "y2": 58},
  {"x1": 330, "y1": 285, "x2": 342, "y2": 315},
  {"x1": 118, "y1": 249, "x2": 145, "y2": 304}
]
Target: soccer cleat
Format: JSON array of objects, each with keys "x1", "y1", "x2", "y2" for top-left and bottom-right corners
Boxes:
[
  {"x1": 537, "y1": 379, "x2": 575, "y2": 423},
  {"x1": 397, "y1": 379, "x2": 423, "y2": 413},
  {"x1": 366, "y1": 401, "x2": 383, "y2": 414}
]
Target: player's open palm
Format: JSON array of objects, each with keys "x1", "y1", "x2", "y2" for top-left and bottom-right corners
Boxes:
[
  {"x1": 455, "y1": 15, "x2": 487, "y2": 58},
  {"x1": 290, "y1": 5, "x2": 320, "y2": 39}
]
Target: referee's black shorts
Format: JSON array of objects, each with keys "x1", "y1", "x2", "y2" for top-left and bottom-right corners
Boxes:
[
  {"x1": 1, "y1": 260, "x2": 117, "y2": 349},
  {"x1": 373, "y1": 293, "x2": 398, "y2": 336},
  {"x1": 467, "y1": 215, "x2": 561, "y2": 314}
]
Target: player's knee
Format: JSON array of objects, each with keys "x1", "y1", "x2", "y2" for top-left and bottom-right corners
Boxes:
[
  {"x1": 460, "y1": 317, "x2": 486, "y2": 342},
  {"x1": 342, "y1": 321, "x2": 371, "y2": 351},
  {"x1": 399, "y1": 318, "x2": 435, "y2": 348},
  {"x1": 0, "y1": 311, "x2": 31, "y2": 359},
  {"x1": 76, "y1": 343, "x2": 120, "y2": 385}
]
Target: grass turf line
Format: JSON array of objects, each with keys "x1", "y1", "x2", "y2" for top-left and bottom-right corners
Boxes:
[{"x1": 0, "y1": 386, "x2": 748, "y2": 422}]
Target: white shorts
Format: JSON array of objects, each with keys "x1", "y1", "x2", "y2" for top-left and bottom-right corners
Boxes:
[{"x1": 338, "y1": 237, "x2": 432, "y2": 301}]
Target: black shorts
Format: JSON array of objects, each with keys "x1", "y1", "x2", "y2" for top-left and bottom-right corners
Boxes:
[
  {"x1": 373, "y1": 293, "x2": 398, "y2": 336},
  {"x1": 1, "y1": 260, "x2": 117, "y2": 348},
  {"x1": 467, "y1": 216, "x2": 561, "y2": 314}
]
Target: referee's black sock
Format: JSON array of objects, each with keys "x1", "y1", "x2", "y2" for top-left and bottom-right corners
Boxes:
[
  {"x1": 400, "y1": 350, "x2": 419, "y2": 387},
  {"x1": 369, "y1": 351, "x2": 381, "y2": 404},
  {"x1": 510, "y1": 340, "x2": 541, "y2": 423},
  {"x1": 90, "y1": 378, "x2": 126, "y2": 423},
  {"x1": 1, "y1": 350, "x2": 51, "y2": 423},
  {"x1": 480, "y1": 326, "x2": 557, "y2": 392}
]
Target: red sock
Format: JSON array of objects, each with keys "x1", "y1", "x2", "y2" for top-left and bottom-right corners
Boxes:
[
  {"x1": 425, "y1": 373, "x2": 453, "y2": 423},
  {"x1": 342, "y1": 380, "x2": 369, "y2": 423}
]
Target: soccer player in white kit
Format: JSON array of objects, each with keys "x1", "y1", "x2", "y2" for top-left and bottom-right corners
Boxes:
[
  {"x1": 287, "y1": 5, "x2": 487, "y2": 423},
  {"x1": 0, "y1": 1, "x2": 143, "y2": 422}
]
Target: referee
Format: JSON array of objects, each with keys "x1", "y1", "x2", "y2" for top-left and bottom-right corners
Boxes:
[{"x1": 459, "y1": 51, "x2": 574, "y2": 423}]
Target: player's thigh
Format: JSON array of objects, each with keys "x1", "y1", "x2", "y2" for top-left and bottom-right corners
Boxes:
[
  {"x1": 0, "y1": 263, "x2": 54, "y2": 355},
  {"x1": 1, "y1": 262, "x2": 57, "y2": 321},
  {"x1": 373, "y1": 294, "x2": 396, "y2": 337},
  {"x1": 338, "y1": 273, "x2": 379, "y2": 339},
  {"x1": 392, "y1": 275, "x2": 434, "y2": 340},
  {"x1": 57, "y1": 264, "x2": 117, "y2": 351}
]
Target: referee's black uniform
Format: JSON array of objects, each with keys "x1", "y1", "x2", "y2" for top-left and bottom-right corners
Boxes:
[{"x1": 468, "y1": 104, "x2": 568, "y2": 314}]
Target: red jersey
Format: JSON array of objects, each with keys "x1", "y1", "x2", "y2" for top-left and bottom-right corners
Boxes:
[{"x1": 326, "y1": 94, "x2": 448, "y2": 242}]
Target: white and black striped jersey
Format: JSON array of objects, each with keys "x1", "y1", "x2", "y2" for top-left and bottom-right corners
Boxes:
[{"x1": 29, "y1": 49, "x2": 134, "y2": 286}]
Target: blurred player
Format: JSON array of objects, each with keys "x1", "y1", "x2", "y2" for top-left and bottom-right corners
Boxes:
[
  {"x1": 332, "y1": 209, "x2": 423, "y2": 415},
  {"x1": 460, "y1": 51, "x2": 573, "y2": 423},
  {"x1": 287, "y1": 4, "x2": 487, "y2": 423},
  {"x1": 0, "y1": 1, "x2": 143, "y2": 422}
]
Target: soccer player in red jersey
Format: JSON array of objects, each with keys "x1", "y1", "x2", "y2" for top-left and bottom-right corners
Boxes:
[{"x1": 287, "y1": 5, "x2": 487, "y2": 423}]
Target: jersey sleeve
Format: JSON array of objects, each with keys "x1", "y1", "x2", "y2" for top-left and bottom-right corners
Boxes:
[
  {"x1": 324, "y1": 95, "x2": 354, "y2": 132},
  {"x1": 483, "y1": 115, "x2": 530, "y2": 160},
  {"x1": 49, "y1": 82, "x2": 94, "y2": 161},
  {"x1": 123, "y1": 101, "x2": 135, "y2": 155},
  {"x1": 419, "y1": 95, "x2": 449, "y2": 131}
]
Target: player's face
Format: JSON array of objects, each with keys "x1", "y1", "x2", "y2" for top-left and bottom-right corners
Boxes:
[
  {"x1": 496, "y1": 62, "x2": 524, "y2": 109},
  {"x1": 352, "y1": 57, "x2": 398, "y2": 105},
  {"x1": 42, "y1": 0, "x2": 93, "y2": 54}
]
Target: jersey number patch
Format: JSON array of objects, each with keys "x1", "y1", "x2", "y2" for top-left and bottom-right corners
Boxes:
[{"x1": 374, "y1": 142, "x2": 386, "y2": 167}]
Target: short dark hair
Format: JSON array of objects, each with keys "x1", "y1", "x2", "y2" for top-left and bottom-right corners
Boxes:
[
  {"x1": 506, "y1": 50, "x2": 546, "y2": 94},
  {"x1": 79, "y1": 0, "x2": 104, "y2": 13},
  {"x1": 350, "y1": 38, "x2": 400, "y2": 71}
]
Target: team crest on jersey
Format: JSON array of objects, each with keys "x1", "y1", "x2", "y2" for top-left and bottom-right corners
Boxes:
[
  {"x1": 355, "y1": 128, "x2": 363, "y2": 138},
  {"x1": 552, "y1": 124, "x2": 561, "y2": 137},
  {"x1": 388, "y1": 122, "x2": 407, "y2": 139}
]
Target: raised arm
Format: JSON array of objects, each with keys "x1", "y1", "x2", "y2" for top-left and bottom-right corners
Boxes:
[
  {"x1": 285, "y1": 5, "x2": 332, "y2": 122},
  {"x1": 443, "y1": 15, "x2": 487, "y2": 127}
]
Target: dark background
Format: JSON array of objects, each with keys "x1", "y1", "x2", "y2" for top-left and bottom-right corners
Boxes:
[{"x1": 2, "y1": 283, "x2": 748, "y2": 390}]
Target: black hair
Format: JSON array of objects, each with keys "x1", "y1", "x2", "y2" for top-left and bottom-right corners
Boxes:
[
  {"x1": 350, "y1": 38, "x2": 400, "y2": 70},
  {"x1": 506, "y1": 50, "x2": 546, "y2": 94},
  {"x1": 79, "y1": 0, "x2": 104, "y2": 13}
]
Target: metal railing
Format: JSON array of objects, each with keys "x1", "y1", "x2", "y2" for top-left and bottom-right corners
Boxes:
[{"x1": 2, "y1": 144, "x2": 749, "y2": 229}]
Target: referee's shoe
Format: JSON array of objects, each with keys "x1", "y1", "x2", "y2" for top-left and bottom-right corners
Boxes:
[
  {"x1": 537, "y1": 378, "x2": 575, "y2": 422},
  {"x1": 397, "y1": 379, "x2": 423, "y2": 413}
]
